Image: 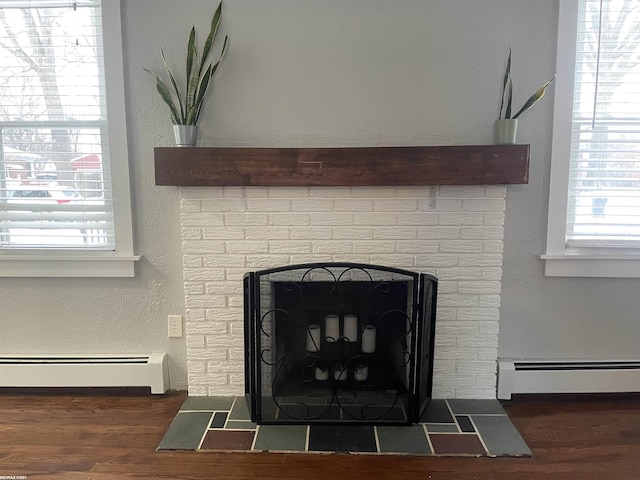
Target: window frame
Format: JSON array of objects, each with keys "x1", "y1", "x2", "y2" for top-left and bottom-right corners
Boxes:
[
  {"x1": 543, "y1": 0, "x2": 640, "y2": 278},
  {"x1": 0, "y1": 0, "x2": 139, "y2": 277}
]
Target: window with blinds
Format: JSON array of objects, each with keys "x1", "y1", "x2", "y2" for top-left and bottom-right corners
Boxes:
[
  {"x1": 0, "y1": 0, "x2": 115, "y2": 250},
  {"x1": 567, "y1": 0, "x2": 640, "y2": 247}
]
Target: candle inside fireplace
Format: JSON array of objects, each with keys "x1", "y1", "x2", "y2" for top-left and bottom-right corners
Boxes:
[
  {"x1": 354, "y1": 364, "x2": 368, "y2": 381},
  {"x1": 324, "y1": 314, "x2": 339, "y2": 342},
  {"x1": 343, "y1": 314, "x2": 358, "y2": 342},
  {"x1": 361, "y1": 324, "x2": 376, "y2": 353},
  {"x1": 306, "y1": 324, "x2": 321, "y2": 352}
]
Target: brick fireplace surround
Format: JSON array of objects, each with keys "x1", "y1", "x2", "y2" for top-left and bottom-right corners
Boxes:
[{"x1": 157, "y1": 145, "x2": 528, "y2": 399}]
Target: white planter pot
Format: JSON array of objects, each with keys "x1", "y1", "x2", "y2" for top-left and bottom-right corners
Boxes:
[
  {"x1": 173, "y1": 125, "x2": 198, "y2": 147},
  {"x1": 494, "y1": 119, "x2": 518, "y2": 144}
]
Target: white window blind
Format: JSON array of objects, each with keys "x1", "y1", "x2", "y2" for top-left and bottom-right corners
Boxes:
[
  {"x1": 567, "y1": 0, "x2": 640, "y2": 247},
  {"x1": 0, "y1": 0, "x2": 115, "y2": 250}
]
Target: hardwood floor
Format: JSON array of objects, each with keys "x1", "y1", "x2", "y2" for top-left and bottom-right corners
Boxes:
[{"x1": 0, "y1": 389, "x2": 638, "y2": 479}]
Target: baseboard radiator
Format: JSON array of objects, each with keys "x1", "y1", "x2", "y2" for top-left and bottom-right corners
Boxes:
[
  {"x1": 497, "y1": 359, "x2": 640, "y2": 400},
  {"x1": 0, "y1": 354, "x2": 169, "y2": 394}
]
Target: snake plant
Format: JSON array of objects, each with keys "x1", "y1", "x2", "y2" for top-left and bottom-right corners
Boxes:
[
  {"x1": 499, "y1": 48, "x2": 555, "y2": 120},
  {"x1": 145, "y1": 2, "x2": 228, "y2": 126}
]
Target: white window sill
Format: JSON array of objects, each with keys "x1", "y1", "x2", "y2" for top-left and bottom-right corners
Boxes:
[
  {"x1": 541, "y1": 254, "x2": 640, "y2": 278},
  {"x1": 0, "y1": 254, "x2": 142, "y2": 277}
]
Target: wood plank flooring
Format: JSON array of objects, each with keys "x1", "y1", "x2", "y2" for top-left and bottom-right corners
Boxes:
[{"x1": 0, "y1": 388, "x2": 638, "y2": 479}]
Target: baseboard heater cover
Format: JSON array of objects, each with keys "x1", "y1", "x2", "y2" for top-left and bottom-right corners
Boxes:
[
  {"x1": 497, "y1": 359, "x2": 640, "y2": 400},
  {"x1": 0, "y1": 354, "x2": 169, "y2": 394}
]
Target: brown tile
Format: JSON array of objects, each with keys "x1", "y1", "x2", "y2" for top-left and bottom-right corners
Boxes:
[
  {"x1": 429, "y1": 433, "x2": 486, "y2": 455},
  {"x1": 200, "y1": 430, "x2": 255, "y2": 451}
]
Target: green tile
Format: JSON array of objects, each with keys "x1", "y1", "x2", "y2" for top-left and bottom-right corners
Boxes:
[
  {"x1": 376, "y1": 425, "x2": 432, "y2": 454},
  {"x1": 253, "y1": 425, "x2": 308, "y2": 452},
  {"x1": 229, "y1": 396, "x2": 252, "y2": 420},
  {"x1": 447, "y1": 399, "x2": 506, "y2": 415},
  {"x1": 472, "y1": 415, "x2": 532, "y2": 457},
  {"x1": 157, "y1": 411, "x2": 212, "y2": 450},
  {"x1": 180, "y1": 396, "x2": 235, "y2": 411},
  {"x1": 225, "y1": 420, "x2": 257, "y2": 430}
]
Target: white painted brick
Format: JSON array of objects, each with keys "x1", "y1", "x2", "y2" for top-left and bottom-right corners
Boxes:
[
  {"x1": 206, "y1": 309, "x2": 241, "y2": 323},
  {"x1": 187, "y1": 322, "x2": 229, "y2": 335},
  {"x1": 201, "y1": 373, "x2": 230, "y2": 385},
  {"x1": 185, "y1": 296, "x2": 228, "y2": 309},
  {"x1": 478, "y1": 348, "x2": 498, "y2": 361},
  {"x1": 187, "y1": 360, "x2": 206, "y2": 374},
  {"x1": 247, "y1": 199, "x2": 292, "y2": 212},
  {"x1": 436, "y1": 267, "x2": 482, "y2": 281},
  {"x1": 397, "y1": 213, "x2": 439, "y2": 226},
  {"x1": 270, "y1": 242, "x2": 312, "y2": 254},
  {"x1": 475, "y1": 374, "x2": 499, "y2": 388},
  {"x1": 431, "y1": 386, "x2": 455, "y2": 399},
  {"x1": 436, "y1": 280, "x2": 458, "y2": 295},
  {"x1": 477, "y1": 321, "x2": 500, "y2": 335},
  {"x1": 457, "y1": 308, "x2": 500, "y2": 322},
  {"x1": 313, "y1": 242, "x2": 353, "y2": 254},
  {"x1": 437, "y1": 212, "x2": 484, "y2": 226},
  {"x1": 396, "y1": 241, "x2": 440, "y2": 254},
  {"x1": 414, "y1": 254, "x2": 459, "y2": 267},
  {"x1": 458, "y1": 254, "x2": 503, "y2": 267},
  {"x1": 458, "y1": 281, "x2": 502, "y2": 294},
  {"x1": 186, "y1": 309, "x2": 206, "y2": 323},
  {"x1": 435, "y1": 307, "x2": 456, "y2": 322},
  {"x1": 434, "y1": 347, "x2": 479, "y2": 361},
  {"x1": 455, "y1": 387, "x2": 496, "y2": 399},
  {"x1": 181, "y1": 187, "x2": 223, "y2": 199},
  {"x1": 204, "y1": 350, "x2": 229, "y2": 362},
  {"x1": 247, "y1": 228, "x2": 290, "y2": 241},
  {"x1": 189, "y1": 386, "x2": 208, "y2": 396},
  {"x1": 462, "y1": 198, "x2": 505, "y2": 212},
  {"x1": 437, "y1": 293, "x2": 479, "y2": 307},
  {"x1": 227, "y1": 296, "x2": 244, "y2": 308},
  {"x1": 183, "y1": 255, "x2": 203, "y2": 268},
  {"x1": 226, "y1": 241, "x2": 269, "y2": 254},
  {"x1": 485, "y1": 186, "x2": 507, "y2": 198},
  {"x1": 245, "y1": 255, "x2": 291, "y2": 269},
  {"x1": 417, "y1": 227, "x2": 461, "y2": 240},
  {"x1": 229, "y1": 347, "x2": 246, "y2": 361},
  {"x1": 202, "y1": 199, "x2": 248, "y2": 212},
  {"x1": 478, "y1": 295, "x2": 502, "y2": 308},
  {"x1": 289, "y1": 227, "x2": 334, "y2": 240},
  {"x1": 186, "y1": 335, "x2": 205, "y2": 349},
  {"x1": 333, "y1": 228, "x2": 374, "y2": 240},
  {"x1": 351, "y1": 186, "x2": 397, "y2": 198},
  {"x1": 229, "y1": 373, "x2": 245, "y2": 386},
  {"x1": 308, "y1": 213, "x2": 354, "y2": 226},
  {"x1": 438, "y1": 241, "x2": 483, "y2": 253},
  {"x1": 183, "y1": 268, "x2": 226, "y2": 282},
  {"x1": 460, "y1": 226, "x2": 504, "y2": 240},
  {"x1": 374, "y1": 227, "x2": 417, "y2": 240},
  {"x1": 182, "y1": 240, "x2": 226, "y2": 254},
  {"x1": 436, "y1": 323, "x2": 478, "y2": 336},
  {"x1": 268, "y1": 187, "x2": 309, "y2": 198},
  {"x1": 483, "y1": 212, "x2": 506, "y2": 226},
  {"x1": 354, "y1": 213, "x2": 398, "y2": 226},
  {"x1": 455, "y1": 361, "x2": 496, "y2": 375},
  {"x1": 203, "y1": 227, "x2": 245, "y2": 240},
  {"x1": 225, "y1": 213, "x2": 269, "y2": 226},
  {"x1": 352, "y1": 241, "x2": 396, "y2": 254},
  {"x1": 309, "y1": 187, "x2": 351, "y2": 197},
  {"x1": 434, "y1": 374, "x2": 476, "y2": 388},
  {"x1": 483, "y1": 240, "x2": 504, "y2": 253},
  {"x1": 373, "y1": 199, "x2": 418, "y2": 212},
  {"x1": 205, "y1": 282, "x2": 242, "y2": 296},
  {"x1": 334, "y1": 199, "x2": 373, "y2": 212},
  {"x1": 369, "y1": 254, "x2": 415, "y2": 266},
  {"x1": 206, "y1": 333, "x2": 244, "y2": 348},
  {"x1": 457, "y1": 335, "x2": 498, "y2": 349},
  {"x1": 203, "y1": 254, "x2": 247, "y2": 268},
  {"x1": 481, "y1": 267, "x2": 503, "y2": 281},
  {"x1": 185, "y1": 282, "x2": 205, "y2": 295},
  {"x1": 438, "y1": 186, "x2": 487, "y2": 198},
  {"x1": 291, "y1": 199, "x2": 334, "y2": 212},
  {"x1": 433, "y1": 360, "x2": 457, "y2": 376},
  {"x1": 180, "y1": 200, "x2": 202, "y2": 213},
  {"x1": 424, "y1": 199, "x2": 463, "y2": 211},
  {"x1": 181, "y1": 212, "x2": 224, "y2": 227}
]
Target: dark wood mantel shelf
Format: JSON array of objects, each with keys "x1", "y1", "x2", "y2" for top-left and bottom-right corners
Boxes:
[{"x1": 154, "y1": 144, "x2": 529, "y2": 187}]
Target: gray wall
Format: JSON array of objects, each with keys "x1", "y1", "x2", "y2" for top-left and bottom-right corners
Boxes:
[{"x1": 3, "y1": 0, "x2": 638, "y2": 390}]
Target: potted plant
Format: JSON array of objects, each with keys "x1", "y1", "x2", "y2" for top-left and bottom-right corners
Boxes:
[
  {"x1": 495, "y1": 48, "x2": 555, "y2": 144},
  {"x1": 145, "y1": 2, "x2": 229, "y2": 147}
]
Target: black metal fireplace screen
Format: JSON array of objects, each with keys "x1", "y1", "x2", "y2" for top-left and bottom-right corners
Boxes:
[{"x1": 244, "y1": 262, "x2": 437, "y2": 425}]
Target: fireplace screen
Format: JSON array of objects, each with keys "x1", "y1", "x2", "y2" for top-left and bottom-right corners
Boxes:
[{"x1": 244, "y1": 263, "x2": 437, "y2": 425}]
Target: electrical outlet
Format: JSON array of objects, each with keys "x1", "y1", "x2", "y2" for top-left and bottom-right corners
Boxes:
[{"x1": 168, "y1": 315, "x2": 183, "y2": 338}]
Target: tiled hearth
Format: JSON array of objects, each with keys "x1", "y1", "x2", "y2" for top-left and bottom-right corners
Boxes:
[
  {"x1": 180, "y1": 184, "x2": 506, "y2": 399},
  {"x1": 158, "y1": 396, "x2": 531, "y2": 456}
]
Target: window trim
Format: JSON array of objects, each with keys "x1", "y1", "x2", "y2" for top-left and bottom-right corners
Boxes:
[
  {"x1": 542, "y1": 0, "x2": 640, "y2": 278},
  {"x1": 0, "y1": 0, "x2": 140, "y2": 277}
]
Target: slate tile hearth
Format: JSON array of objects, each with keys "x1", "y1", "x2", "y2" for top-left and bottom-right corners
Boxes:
[{"x1": 158, "y1": 397, "x2": 531, "y2": 457}]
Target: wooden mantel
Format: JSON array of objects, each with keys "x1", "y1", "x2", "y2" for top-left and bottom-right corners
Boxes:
[{"x1": 154, "y1": 144, "x2": 529, "y2": 187}]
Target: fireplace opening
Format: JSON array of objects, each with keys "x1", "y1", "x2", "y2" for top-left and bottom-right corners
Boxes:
[{"x1": 244, "y1": 263, "x2": 437, "y2": 425}]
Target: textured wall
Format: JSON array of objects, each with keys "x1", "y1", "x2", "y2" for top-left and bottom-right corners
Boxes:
[{"x1": 181, "y1": 185, "x2": 506, "y2": 399}]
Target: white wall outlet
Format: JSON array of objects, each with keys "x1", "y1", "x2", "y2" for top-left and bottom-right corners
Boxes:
[{"x1": 168, "y1": 315, "x2": 183, "y2": 338}]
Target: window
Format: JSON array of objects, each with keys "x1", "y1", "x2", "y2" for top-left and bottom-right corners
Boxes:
[
  {"x1": 0, "y1": 0, "x2": 138, "y2": 277},
  {"x1": 544, "y1": 0, "x2": 640, "y2": 277}
]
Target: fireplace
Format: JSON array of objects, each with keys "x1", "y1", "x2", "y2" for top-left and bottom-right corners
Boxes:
[{"x1": 244, "y1": 262, "x2": 437, "y2": 425}]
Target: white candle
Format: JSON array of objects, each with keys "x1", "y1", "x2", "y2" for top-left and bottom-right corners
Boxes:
[
  {"x1": 354, "y1": 364, "x2": 368, "y2": 381},
  {"x1": 306, "y1": 324, "x2": 321, "y2": 352},
  {"x1": 361, "y1": 324, "x2": 376, "y2": 353},
  {"x1": 315, "y1": 366, "x2": 329, "y2": 381},
  {"x1": 343, "y1": 314, "x2": 358, "y2": 343},
  {"x1": 324, "y1": 314, "x2": 339, "y2": 342},
  {"x1": 333, "y1": 363, "x2": 347, "y2": 381}
]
